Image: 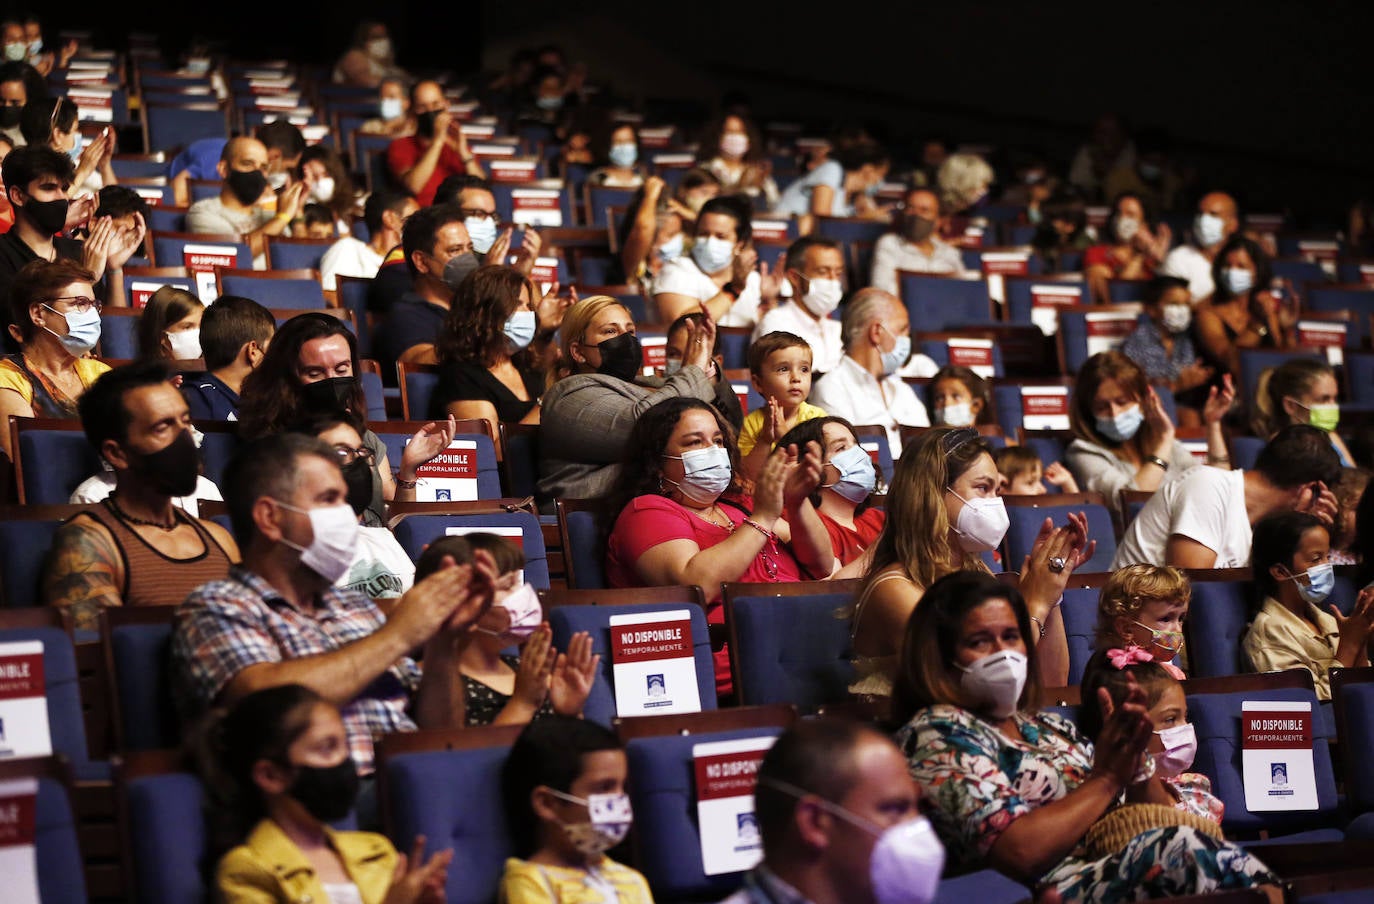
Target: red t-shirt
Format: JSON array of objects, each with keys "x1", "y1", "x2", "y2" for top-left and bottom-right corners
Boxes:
[
  {"x1": 818, "y1": 507, "x2": 885, "y2": 565},
  {"x1": 606, "y1": 493, "x2": 805, "y2": 695},
  {"x1": 385, "y1": 135, "x2": 468, "y2": 206},
  {"x1": 1083, "y1": 243, "x2": 1155, "y2": 278}
]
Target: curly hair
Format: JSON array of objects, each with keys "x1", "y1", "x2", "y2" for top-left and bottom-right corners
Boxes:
[
  {"x1": 436, "y1": 265, "x2": 537, "y2": 368},
  {"x1": 1094, "y1": 564, "x2": 1191, "y2": 649}
]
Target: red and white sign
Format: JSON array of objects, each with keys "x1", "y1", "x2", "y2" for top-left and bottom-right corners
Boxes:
[
  {"x1": 946, "y1": 338, "x2": 995, "y2": 378},
  {"x1": 528, "y1": 257, "x2": 559, "y2": 296},
  {"x1": 1085, "y1": 206, "x2": 1111, "y2": 229},
  {"x1": 130, "y1": 280, "x2": 181, "y2": 310},
  {"x1": 1358, "y1": 264, "x2": 1374, "y2": 287},
  {"x1": 641, "y1": 335, "x2": 667, "y2": 375},
  {"x1": 446, "y1": 524, "x2": 525, "y2": 585},
  {"x1": 981, "y1": 250, "x2": 1030, "y2": 304},
  {"x1": 1242, "y1": 701, "x2": 1317, "y2": 811},
  {"x1": 1084, "y1": 310, "x2": 1138, "y2": 357},
  {"x1": 1297, "y1": 320, "x2": 1348, "y2": 366},
  {"x1": 131, "y1": 187, "x2": 164, "y2": 207},
  {"x1": 69, "y1": 87, "x2": 114, "y2": 122},
  {"x1": 489, "y1": 159, "x2": 540, "y2": 183},
  {"x1": 1020, "y1": 386, "x2": 1070, "y2": 431},
  {"x1": 609, "y1": 609, "x2": 701, "y2": 716},
  {"x1": 652, "y1": 152, "x2": 695, "y2": 169},
  {"x1": 511, "y1": 189, "x2": 563, "y2": 227},
  {"x1": 732, "y1": 383, "x2": 752, "y2": 413},
  {"x1": 0, "y1": 778, "x2": 39, "y2": 904},
  {"x1": 693, "y1": 736, "x2": 776, "y2": 876},
  {"x1": 0, "y1": 642, "x2": 50, "y2": 760},
  {"x1": 1299, "y1": 240, "x2": 1340, "y2": 278},
  {"x1": 1029, "y1": 283, "x2": 1085, "y2": 336},
  {"x1": 183, "y1": 243, "x2": 240, "y2": 302},
  {"x1": 861, "y1": 440, "x2": 882, "y2": 469},
  {"x1": 411, "y1": 439, "x2": 479, "y2": 502},
  {"x1": 470, "y1": 142, "x2": 517, "y2": 159},
  {"x1": 751, "y1": 220, "x2": 789, "y2": 243},
  {"x1": 637, "y1": 126, "x2": 675, "y2": 148},
  {"x1": 458, "y1": 123, "x2": 496, "y2": 140}
]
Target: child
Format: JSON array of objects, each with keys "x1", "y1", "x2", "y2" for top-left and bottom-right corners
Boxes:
[
  {"x1": 301, "y1": 203, "x2": 339, "y2": 239},
  {"x1": 500, "y1": 715, "x2": 653, "y2": 904},
  {"x1": 929, "y1": 365, "x2": 990, "y2": 428},
  {"x1": 415, "y1": 534, "x2": 598, "y2": 727},
  {"x1": 738, "y1": 331, "x2": 826, "y2": 480},
  {"x1": 1329, "y1": 467, "x2": 1370, "y2": 565},
  {"x1": 1094, "y1": 563, "x2": 1190, "y2": 678},
  {"x1": 1079, "y1": 654, "x2": 1222, "y2": 824},
  {"x1": 994, "y1": 445, "x2": 1079, "y2": 496}
]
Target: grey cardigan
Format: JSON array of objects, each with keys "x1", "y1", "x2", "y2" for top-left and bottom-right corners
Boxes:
[{"x1": 1064, "y1": 437, "x2": 1196, "y2": 515}]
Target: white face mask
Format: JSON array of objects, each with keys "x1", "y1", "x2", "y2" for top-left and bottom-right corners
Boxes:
[
  {"x1": 1115, "y1": 215, "x2": 1140, "y2": 243},
  {"x1": 166, "y1": 327, "x2": 202, "y2": 360},
  {"x1": 663, "y1": 445, "x2": 733, "y2": 505},
  {"x1": 380, "y1": 96, "x2": 404, "y2": 121},
  {"x1": 310, "y1": 176, "x2": 336, "y2": 203},
  {"x1": 1161, "y1": 303, "x2": 1192, "y2": 334},
  {"x1": 957, "y1": 649, "x2": 1027, "y2": 718},
  {"x1": 691, "y1": 235, "x2": 736, "y2": 274},
  {"x1": 799, "y1": 276, "x2": 843, "y2": 318},
  {"x1": 547, "y1": 790, "x2": 633, "y2": 856},
  {"x1": 276, "y1": 501, "x2": 360, "y2": 583},
  {"x1": 267, "y1": 171, "x2": 288, "y2": 191},
  {"x1": 1194, "y1": 212, "x2": 1225, "y2": 247},
  {"x1": 1153, "y1": 723, "x2": 1197, "y2": 778},
  {"x1": 720, "y1": 132, "x2": 749, "y2": 158},
  {"x1": 466, "y1": 216, "x2": 499, "y2": 255},
  {"x1": 947, "y1": 490, "x2": 1009, "y2": 553},
  {"x1": 656, "y1": 233, "x2": 684, "y2": 262},
  {"x1": 935, "y1": 402, "x2": 975, "y2": 427},
  {"x1": 823, "y1": 444, "x2": 877, "y2": 504},
  {"x1": 367, "y1": 37, "x2": 392, "y2": 59}
]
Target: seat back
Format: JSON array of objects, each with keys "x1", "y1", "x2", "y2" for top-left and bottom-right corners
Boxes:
[
  {"x1": 1185, "y1": 577, "x2": 1253, "y2": 679},
  {"x1": 1003, "y1": 496, "x2": 1117, "y2": 574},
  {"x1": 1061, "y1": 586, "x2": 1101, "y2": 686},
  {"x1": 1237, "y1": 348, "x2": 1322, "y2": 407},
  {"x1": 144, "y1": 103, "x2": 227, "y2": 155},
  {"x1": 370, "y1": 428, "x2": 502, "y2": 499},
  {"x1": 28, "y1": 771, "x2": 87, "y2": 904},
  {"x1": 106, "y1": 614, "x2": 180, "y2": 751},
  {"x1": 547, "y1": 602, "x2": 716, "y2": 726},
  {"x1": 265, "y1": 236, "x2": 336, "y2": 271},
  {"x1": 120, "y1": 769, "x2": 207, "y2": 904},
  {"x1": 990, "y1": 381, "x2": 1074, "y2": 437},
  {"x1": 335, "y1": 275, "x2": 374, "y2": 358},
  {"x1": 1230, "y1": 435, "x2": 1266, "y2": 471},
  {"x1": 897, "y1": 273, "x2": 994, "y2": 332},
  {"x1": 12, "y1": 419, "x2": 102, "y2": 505},
  {"x1": 0, "y1": 626, "x2": 90, "y2": 769},
  {"x1": 1333, "y1": 674, "x2": 1374, "y2": 813},
  {"x1": 585, "y1": 184, "x2": 638, "y2": 227},
  {"x1": 0, "y1": 510, "x2": 71, "y2": 606},
  {"x1": 556, "y1": 500, "x2": 606, "y2": 590},
  {"x1": 724, "y1": 581, "x2": 858, "y2": 709},
  {"x1": 1056, "y1": 305, "x2": 1141, "y2": 375},
  {"x1": 933, "y1": 870, "x2": 1033, "y2": 904},
  {"x1": 219, "y1": 270, "x2": 327, "y2": 309},
  {"x1": 123, "y1": 268, "x2": 197, "y2": 307},
  {"x1": 99, "y1": 308, "x2": 142, "y2": 358},
  {"x1": 499, "y1": 423, "x2": 540, "y2": 499},
  {"x1": 398, "y1": 363, "x2": 439, "y2": 421},
  {"x1": 391, "y1": 511, "x2": 549, "y2": 588}
]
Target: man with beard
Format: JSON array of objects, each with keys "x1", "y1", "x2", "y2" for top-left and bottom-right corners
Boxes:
[
  {"x1": 386, "y1": 80, "x2": 486, "y2": 206},
  {"x1": 869, "y1": 188, "x2": 966, "y2": 295},
  {"x1": 42, "y1": 361, "x2": 239, "y2": 630}
]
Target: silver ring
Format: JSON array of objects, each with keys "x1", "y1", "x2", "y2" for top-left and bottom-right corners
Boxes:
[{"x1": 1048, "y1": 556, "x2": 1066, "y2": 574}]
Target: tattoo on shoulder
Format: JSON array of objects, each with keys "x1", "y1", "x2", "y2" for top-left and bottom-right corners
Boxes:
[{"x1": 42, "y1": 519, "x2": 122, "y2": 630}]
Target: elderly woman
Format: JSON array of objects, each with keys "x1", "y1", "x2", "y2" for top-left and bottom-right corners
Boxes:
[
  {"x1": 535, "y1": 295, "x2": 720, "y2": 512},
  {"x1": 894, "y1": 571, "x2": 1281, "y2": 902},
  {"x1": 604, "y1": 397, "x2": 834, "y2": 695},
  {"x1": 0, "y1": 259, "x2": 109, "y2": 461}
]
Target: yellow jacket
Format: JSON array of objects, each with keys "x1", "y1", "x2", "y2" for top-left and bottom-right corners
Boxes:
[
  {"x1": 215, "y1": 818, "x2": 399, "y2": 904},
  {"x1": 499, "y1": 857, "x2": 654, "y2": 904}
]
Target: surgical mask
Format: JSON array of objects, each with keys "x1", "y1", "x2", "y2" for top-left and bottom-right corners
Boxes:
[
  {"x1": 1095, "y1": 405, "x2": 1143, "y2": 443},
  {"x1": 547, "y1": 790, "x2": 633, "y2": 856},
  {"x1": 125, "y1": 428, "x2": 202, "y2": 498},
  {"x1": 22, "y1": 195, "x2": 70, "y2": 236},
  {"x1": 1153, "y1": 724, "x2": 1197, "y2": 778},
  {"x1": 1194, "y1": 212, "x2": 1225, "y2": 247},
  {"x1": 799, "y1": 276, "x2": 843, "y2": 318},
  {"x1": 301, "y1": 376, "x2": 357, "y2": 414},
  {"x1": 719, "y1": 133, "x2": 749, "y2": 158},
  {"x1": 877, "y1": 325, "x2": 909, "y2": 376},
  {"x1": 1223, "y1": 267, "x2": 1254, "y2": 296},
  {"x1": 504, "y1": 309, "x2": 537, "y2": 351},
  {"x1": 663, "y1": 445, "x2": 733, "y2": 505},
  {"x1": 1115, "y1": 216, "x2": 1140, "y2": 243},
  {"x1": 310, "y1": 177, "x2": 335, "y2": 203},
  {"x1": 1288, "y1": 562, "x2": 1335, "y2": 605},
  {"x1": 656, "y1": 233, "x2": 684, "y2": 262},
  {"x1": 956, "y1": 649, "x2": 1027, "y2": 719},
  {"x1": 663, "y1": 357, "x2": 683, "y2": 376},
  {"x1": 466, "y1": 217, "x2": 499, "y2": 255},
  {"x1": 1293, "y1": 400, "x2": 1340, "y2": 433},
  {"x1": 366, "y1": 37, "x2": 392, "y2": 59},
  {"x1": 823, "y1": 444, "x2": 876, "y2": 504},
  {"x1": 535, "y1": 95, "x2": 564, "y2": 111},
  {"x1": 26, "y1": 38, "x2": 41, "y2": 57},
  {"x1": 267, "y1": 171, "x2": 288, "y2": 191},
  {"x1": 442, "y1": 252, "x2": 480, "y2": 289},
  {"x1": 1162, "y1": 303, "x2": 1192, "y2": 334},
  {"x1": 691, "y1": 235, "x2": 735, "y2": 274},
  {"x1": 43, "y1": 303, "x2": 101, "y2": 355},
  {"x1": 901, "y1": 214, "x2": 936, "y2": 244},
  {"x1": 1131, "y1": 620, "x2": 1184, "y2": 656},
  {"x1": 287, "y1": 758, "x2": 360, "y2": 824},
  {"x1": 341, "y1": 458, "x2": 373, "y2": 516},
  {"x1": 67, "y1": 132, "x2": 83, "y2": 163},
  {"x1": 277, "y1": 501, "x2": 360, "y2": 584},
  {"x1": 3, "y1": 43, "x2": 24, "y2": 62},
  {"x1": 948, "y1": 490, "x2": 1010, "y2": 554},
  {"x1": 935, "y1": 403, "x2": 975, "y2": 427},
  {"x1": 592, "y1": 331, "x2": 643, "y2": 383},
  {"x1": 379, "y1": 97, "x2": 404, "y2": 120},
  {"x1": 166, "y1": 328, "x2": 202, "y2": 360},
  {"x1": 480, "y1": 583, "x2": 542, "y2": 640},
  {"x1": 608, "y1": 143, "x2": 638, "y2": 168},
  {"x1": 226, "y1": 168, "x2": 268, "y2": 207}
]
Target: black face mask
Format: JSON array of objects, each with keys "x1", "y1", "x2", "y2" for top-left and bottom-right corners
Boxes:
[
  {"x1": 0, "y1": 105, "x2": 20, "y2": 129},
  {"x1": 902, "y1": 214, "x2": 936, "y2": 244},
  {"x1": 226, "y1": 168, "x2": 269, "y2": 206},
  {"x1": 286, "y1": 757, "x2": 359, "y2": 824},
  {"x1": 442, "y1": 252, "x2": 480, "y2": 289},
  {"x1": 415, "y1": 110, "x2": 438, "y2": 139},
  {"x1": 126, "y1": 429, "x2": 201, "y2": 498},
  {"x1": 301, "y1": 376, "x2": 357, "y2": 414},
  {"x1": 342, "y1": 458, "x2": 374, "y2": 516},
  {"x1": 594, "y1": 331, "x2": 643, "y2": 383},
  {"x1": 21, "y1": 195, "x2": 70, "y2": 237}
]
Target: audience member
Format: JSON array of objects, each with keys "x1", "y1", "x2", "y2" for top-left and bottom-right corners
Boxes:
[
  {"x1": 41, "y1": 361, "x2": 238, "y2": 630},
  {"x1": 775, "y1": 416, "x2": 884, "y2": 566},
  {"x1": 0, "y1": 61, "x2": 26, "y2": 146},
  {"x1": 500, "y1": 715, "x2": 652, "y2": 903},
  {"x1": 809, "y1": 289, "x2": 933, "y2": 457},
  {"x1": 172, "y1": 432, "x2": 498, "y2": 774},
  {"x1": 929, "y1": 365, "x2": 991, "y2": 428},
  {"x1": 19, "y1": 97, "x2": 115, "y2": 194},
  {"x1": 1083, "y1": 192, "x2": 1171, "y2": 303},
  {"x1": 935, "y1": 152, "x2": 993, "y2": 217},
  {"x1": 333, "y1": 21, "x2": 408, "y2": 87},
  {"x1": 1162, "y1": 191, "x2": 1240, "y2": 303},
  {"x1": 656, "y1": 310, "x2": 745, "y2": 433},
  {"x1": 849, "y1": 428, "x2": 1089, "y2": 696},
  {"x1": 1068, "y1": 113, "x2": 1136, "y2": 199},
  {"x1": 1113, "y1": 424, "x2": 1341, "y2": 569},
  {"x1": 18, "y1": 16, "x2": 74, "y2": 77},
  {"x1": 1031, "y1": 193, "x2": 1094, "y2": 273},
  {"x1": 775, "y1": 142, "x2": 889, "y2": 231},
  {"x1": 586, "y1": 121, "x2": 645, "y2": 189},
  {"x1": 699, "y1": 113, "x2": 778, "y2": 208},
  {"x1": 386, "y1": 80, "x2": 485, "y2": 206},
  {"x1": 320, "y1": 190, "x2": 415, "y2": 291},
  {"x1": 182, "y1": 295, "x2": 276, "y2": 421},
  {"x1": 869, "y1": 188, "x2": 966, "y2": 295},
  {"x1": 728, "y1": 719, "x2": 943, "y2": 904},
  {"x1": 893, "y1": 571, "x2": 1279, "y2": 898},
  {"x1": 299, "y1": 144, "x2": 355, "y2": 230},
  {"x1": 300, "y1": 204, "x2": 336, "y2": 239},
  {"x1": 1330, "y1": 467, "x2": 1370, "y2": 565},
  {"x1": 1192, "y1": 234, "x2": 1290, "y2": 379},
  {"x1": 1253, "y1": 358, "x2": 1354, "y2": 466},
  {"x1": 186, "y1": 137, "x2": 304, "y2": 260},
  {"x1": 994, "y1": 445, "x2": 1078, "y2": 496},
  {"x1": 1245, "y1": 511, "x2": 1374, "y2": 699},
  {"x1": 1103, "y1": 128, "x2": 1184, "y2": 214},
  {"x1": 358, "y1": 76, "x2": 413, "y2": 137},
  {"x1": 94, "y1": 185, "x2": 151, "y2": 262},
  {"x1": 737, "y1": 331, "x2": 825, "y2": 481},
  {"x1": 1092, "y1": 564, "x2": 1189, "y2": 677},
  {"x1": 136, "y1": 286, "x2": 202, "y2": 362},
  {"x1": 654, "y1": 194, "x2": 777, "y2": 326},
  {"x1": 751, "y1": 236, "x2": 845, "y2": 373},
  {"x1": 618, "y1": 174, "x2": 687, "y2": 292},
  {"x1": 433, "y1": 173, "x2": 544, "y2": 278},
  {"x1": 1119, "y1": 276, "x2": 1212, "y2": 410},
  {"x1": 257, "y1": 121, "x2": 307, "y2": 192}
]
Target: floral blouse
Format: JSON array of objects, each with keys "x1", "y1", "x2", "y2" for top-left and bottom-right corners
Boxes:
[{"x1": 1166, "y1": 773, "x2": 1224, "y2": 824}]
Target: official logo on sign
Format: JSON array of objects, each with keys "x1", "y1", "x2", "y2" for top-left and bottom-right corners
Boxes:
[{"x1": 646, "y1": 674, "x2": 665, "y2": 697}]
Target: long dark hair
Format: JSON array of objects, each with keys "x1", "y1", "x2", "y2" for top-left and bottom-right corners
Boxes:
[
  {"x1": 436, "y1": 265, "x2": 537, "y2": 369},
  {"x1": 238, "y1": 313, "x2": 366, "y2": 440},
  {"x1": 776, "y1": 415, "x2": 882, "y2": 510}
]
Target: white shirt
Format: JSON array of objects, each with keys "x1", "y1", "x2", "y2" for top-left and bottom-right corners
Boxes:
[
  {"x1": 653, "y1": 257, "x2": 762, "y2": 327},
  {"x1": 69, "y1": 472, "x2": 223, "y2": 518},
  {"x1": 319, "y1": 236, "x2": 384, "y2": 291},
  {"x1": 1112, "y1": 466, "x2": 1250, "y2": 569},
  {"x1": 752, "y1": 302, "x2": 844, "y2": 373},
  {"x1": 809, "y1": 354, "x2": 929, "y2": 458},
  {"x1": 1162, "y1": 244, "x2": 1215, "y2": 303},
  {"x1": 340, "y1": 526, "x2": 416, "y2": 598},
  {"x1": 869, "y1": 233, "x2": 968, "y2": 295}
]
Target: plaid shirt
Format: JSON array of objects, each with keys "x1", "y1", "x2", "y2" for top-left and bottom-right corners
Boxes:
[{"x1": 173, "y1": 565, "x2": 421, "y2": 774}]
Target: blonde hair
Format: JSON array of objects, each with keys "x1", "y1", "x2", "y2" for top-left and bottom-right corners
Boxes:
[
  {"x1": 1095, "y1": 564, "x2": 1191, "y2": 649},
  {"x1": 546, "y1": 295, "x2": 627, "y2": 390},
  {"x1": 1253, "y1": 358, "x2": 1336, "y2": 438},
  {"x1": 936, "y1": 152, "x2": 994, "y2": 213}
]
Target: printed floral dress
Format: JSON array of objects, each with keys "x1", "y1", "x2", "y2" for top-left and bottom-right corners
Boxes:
[{"x1": 895, "y1": 704, "x2": 1277, "y2": 902}]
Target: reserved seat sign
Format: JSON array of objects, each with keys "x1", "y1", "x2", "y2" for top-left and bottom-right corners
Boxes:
[
  {"x1": 0, "y1": 642, "x2": 50, "y2": 760},
  {"x1": 0, "y1": 778, "x2": 39, "y2": 904},
  {"x1": 693, "y1": 736, "x2": 776, "y2": 876},
  {"x1": 1241, "y1": 700, "x2": 1317, "y2": 811},
  {"x1": 608, "y1": 610, "x2": 701, "y2": 717}
]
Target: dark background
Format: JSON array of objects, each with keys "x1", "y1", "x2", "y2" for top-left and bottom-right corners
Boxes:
[{"x1": 48, "y1": 0, "x2": 1374, "y2": 223}]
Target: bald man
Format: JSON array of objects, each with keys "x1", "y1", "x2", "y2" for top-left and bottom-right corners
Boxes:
[
  {"x1": 1162, "y1": 191, "x2": 1239, "y2": 303},
  {"x1": 186, "y1": 136, "x2": 305, "y2": 259}
]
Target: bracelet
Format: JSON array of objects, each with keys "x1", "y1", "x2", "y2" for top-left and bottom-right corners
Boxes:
[
  {"x1": 1206, "y1": 455, "x2": 1231, "y2": 466},
  {"x1": 395, "y1": 475, "x2": 419, "y2": 490},
  {"x1": 1029, "y1": 615, "x2": 1048, "y2": 639},
  {"x1": 742, "y1": 518, "x2": 777, "y2": 542},
  {"x1": 1144, "y1": 455, "x2": 1169, "y2": 471}
]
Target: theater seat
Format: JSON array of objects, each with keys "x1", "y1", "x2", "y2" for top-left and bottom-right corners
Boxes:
[{"x1": 120, "y1": 766, "x2": 207, "y2": 904}]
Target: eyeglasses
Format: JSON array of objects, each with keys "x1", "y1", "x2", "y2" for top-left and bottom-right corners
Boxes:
[
  {"x1": 45, "y1": 295, "x2": 100, "y2": 314},
  {"x1": 331, "y1": 444, "x2": 375, "y2": 465},
  {"x1": 457, "y1": 208, "x2": 497, "y2": 221}
]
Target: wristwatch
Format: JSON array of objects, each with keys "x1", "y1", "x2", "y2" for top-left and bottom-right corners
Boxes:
[{"x1": 1145, "y1": 456, "x2": 1169, "y2": 471}]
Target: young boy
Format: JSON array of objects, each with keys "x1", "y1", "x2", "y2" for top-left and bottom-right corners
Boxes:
[
  {"x1": 738, "y1": 331, "x2": 827, "y2": 480},
  {"x1": 994, "y1": 445, "x2": 1079, "y2": 495},
  {"x1": 300, "y1": 202, "x2": 338, "y2": 238}
]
